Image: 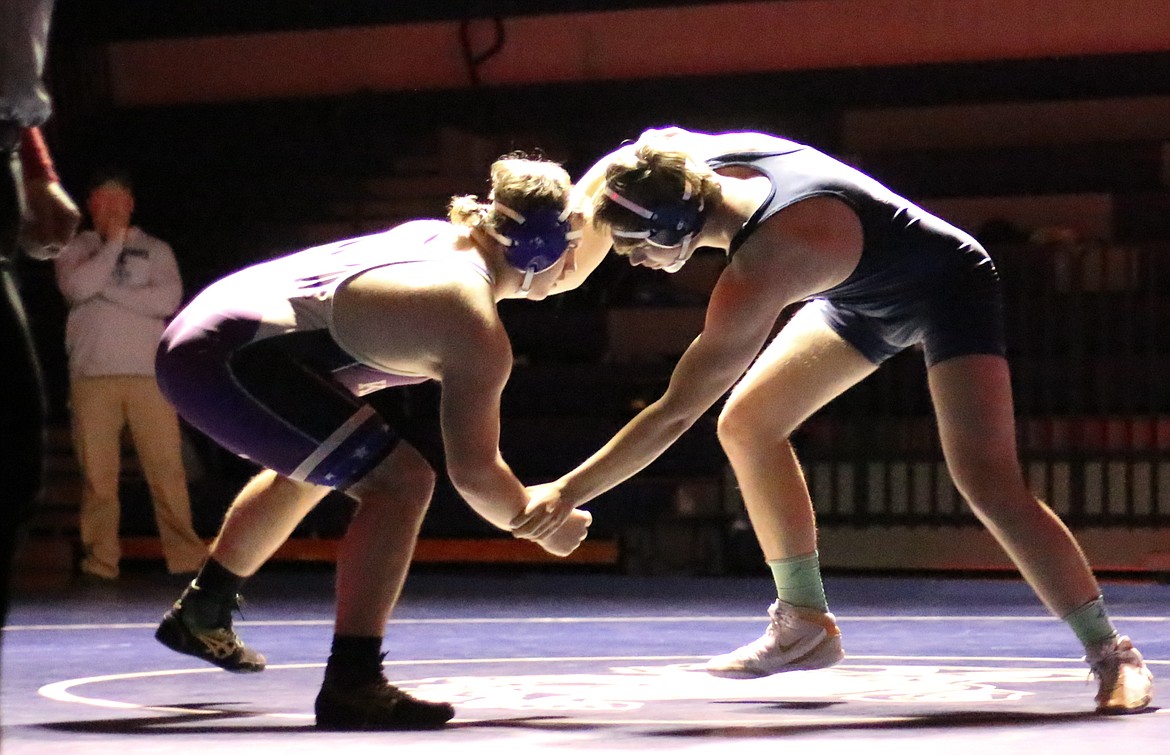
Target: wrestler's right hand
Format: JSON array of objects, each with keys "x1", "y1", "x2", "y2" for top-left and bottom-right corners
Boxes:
[{"x1": 512, "y1": 480, "x2": 576, "y2": 541}]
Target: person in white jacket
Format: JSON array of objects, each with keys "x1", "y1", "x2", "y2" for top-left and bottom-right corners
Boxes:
[{"x1": 54, "y1": 170, "x2": 206, "y2": 581}]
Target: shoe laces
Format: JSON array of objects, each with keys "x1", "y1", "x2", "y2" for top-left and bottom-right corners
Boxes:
[
  {"x1": 219, "y1": 594, "x2": 247, "y2": 625},
  {"x1": 180, "y1": 582, "x2": 247, "y2": 630},
  {"x1": 765, "y1": 600, "x2": 799, "y2": 636},
  {"x1": 733, "y1": 601, "x2": 797, "y2": 658},
  {"x1": 1085, "y1": 636, "x2": 1143, "y2": 679}
]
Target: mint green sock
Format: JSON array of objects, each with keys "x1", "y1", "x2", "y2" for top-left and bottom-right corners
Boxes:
[
  {"x1": 1062, "y1": 596, "x2": 1118, "y2": 647},
  {"x1": 767, "y1": 551, "x2": 829, "y2": 613}
]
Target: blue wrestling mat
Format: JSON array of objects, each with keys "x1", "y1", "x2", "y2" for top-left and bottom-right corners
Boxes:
[{"x1": 3, "y1": 571, "x2": 1167, "y2": 754}]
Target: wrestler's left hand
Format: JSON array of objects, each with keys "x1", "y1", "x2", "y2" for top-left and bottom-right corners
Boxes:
[{"x1": 532, "y1": 509, "x2": 591, "y2": 557}]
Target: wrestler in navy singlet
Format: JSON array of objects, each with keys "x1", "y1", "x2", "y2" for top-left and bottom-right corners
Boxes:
[
  {"x1": 157, "y1": 220, "x2": 489, "y2": 489},
  {"x1": 709, "y1": 136, "x2": 1005, "y2": 366}
]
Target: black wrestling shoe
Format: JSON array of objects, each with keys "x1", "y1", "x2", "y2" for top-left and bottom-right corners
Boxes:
[
  {"x1": 315, "y1": 670, "x2": 455, "y2": 730},
  {"x1": 154, "y1": 583, "x2": 266, "y2": 673}
]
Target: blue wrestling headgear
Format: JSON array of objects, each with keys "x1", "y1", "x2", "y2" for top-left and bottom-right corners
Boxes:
[
  {"x1": 486, "y1": 201, "x2": 580, "y2": 293},
  {"x1": 603, "y1": 180, "x2": 705, "y2": 272}
]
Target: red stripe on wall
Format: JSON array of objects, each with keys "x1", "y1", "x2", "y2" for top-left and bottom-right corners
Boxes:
[{"x1": 107, "y1": 0, "x2": 1170, "y2": 105}]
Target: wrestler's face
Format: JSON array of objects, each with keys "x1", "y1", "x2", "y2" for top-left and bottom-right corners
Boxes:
[{"x1": 625, "y1": 240, "x2": 688, "y2": 271}]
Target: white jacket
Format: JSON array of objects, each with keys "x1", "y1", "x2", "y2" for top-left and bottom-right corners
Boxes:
[{"x1": 55, "y1": 226, "x2": 182, "y2": 377}]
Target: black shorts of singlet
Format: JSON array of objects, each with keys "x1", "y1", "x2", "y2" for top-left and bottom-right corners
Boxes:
[
  {"x1": 157, "y1": 324, "x2": 445, "y2": 492},
  {"x1": 807, "y1": 220, "x2": 1006, "y2": 367}
]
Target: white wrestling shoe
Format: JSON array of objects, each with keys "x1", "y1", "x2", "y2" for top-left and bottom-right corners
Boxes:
[
  {"x1": 706, "y1": 599, "x2": 844, "y2": 679},
  {"x1": 1086, "y1": 635, "x2": 1154, "y2": 714}
]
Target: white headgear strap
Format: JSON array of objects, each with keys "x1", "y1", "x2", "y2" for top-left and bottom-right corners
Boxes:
[
  {"x1": 492, "y1": 201, "x2": 526, "y2": 224},
  {"x1": 518, "y1": 266, "x2": 536, "y2": 295},
  {"x1": 488, "y1": 200, "x2": 576, "y2": 295},
  {"x1": 662, "y1": 235, "x2": 695, "y2": 273},
  {"x1": 603, "y1": 188, "x2": 655, "y2": 219}
]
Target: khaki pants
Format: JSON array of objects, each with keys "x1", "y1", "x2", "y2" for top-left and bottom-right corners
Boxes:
[{"x1": 70, "y1": 376, "x2": 207, "y2": 578}]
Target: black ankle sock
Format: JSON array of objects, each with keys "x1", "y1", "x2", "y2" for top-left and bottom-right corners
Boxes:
[
  {"x1": 180, "y1": 559, "x2": 246, "y2": 628},
  {"x1": 192, "y1": 558, "x2": 246, "y2": 601},
  {"x1": 326, "y1": 635, "x2": 385, "y2": 686}
]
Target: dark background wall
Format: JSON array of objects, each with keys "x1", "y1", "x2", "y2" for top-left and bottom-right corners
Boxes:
[{"x1": 23, "y1": 1, "x2": 1170, "y2": 570}]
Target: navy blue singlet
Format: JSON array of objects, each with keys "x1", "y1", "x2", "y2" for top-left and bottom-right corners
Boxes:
[{"x1": 709, "y1": 137, "x2": 1005, "y2": 366}]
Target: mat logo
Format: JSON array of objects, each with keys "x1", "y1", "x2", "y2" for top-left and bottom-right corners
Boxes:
[{"x1": 408, "y1": 663, "x2": 1087, "y2": 711}]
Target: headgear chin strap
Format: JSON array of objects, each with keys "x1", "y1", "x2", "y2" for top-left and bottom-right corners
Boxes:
[
  {"x1": 661, "y1": 236, "x2": 695, "y2": 273},
  {"x1": 485, "y1": 201, "x2": 580, "y2": 295},
  {"x1": 604, "y1": 180, "x2": 705, "y2": 273}
]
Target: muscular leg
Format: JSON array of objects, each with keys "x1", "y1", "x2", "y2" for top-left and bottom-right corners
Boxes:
[
  {"x1": 208, "y1": 469, "x2": 330, "y2": 577},
  {"x1": 717, "y1": 306, "x2": 877, "y2": 560},
  {"x1": 314, "y1": 442, "x2": 454, "y2": 730},
  {"x1": 929, "y1": 356, "x2": 1151, "y2": 717},
  {"x1": 706, "y1": 308, "x2": 876, "y2": 678},
  {"x1": 335, "y1": 442, "x2": 435, "y2": 636},
  {"x1": 155, "y1": 468, "x2": 332, "y2": 672},
  {"x1": 928, "y1": 354, "x2": 1101, "y2": 617}
]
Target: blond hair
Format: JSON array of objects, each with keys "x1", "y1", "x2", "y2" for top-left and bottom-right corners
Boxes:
[{"x1": 448, "y1": 153, "x2": 572, "y2": 234}]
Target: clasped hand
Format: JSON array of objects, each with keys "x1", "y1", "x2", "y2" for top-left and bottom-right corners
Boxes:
[{"x1": 511, "y1": 481, "x2": 588, "y2": 557}]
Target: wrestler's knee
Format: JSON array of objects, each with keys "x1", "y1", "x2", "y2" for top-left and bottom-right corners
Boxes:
[
  {"x1": 352, "y1": 444, "x2": 436, "y2": 514},
  {"x1": 717, "y1": 393, "x2": 794, "y2": 457}
]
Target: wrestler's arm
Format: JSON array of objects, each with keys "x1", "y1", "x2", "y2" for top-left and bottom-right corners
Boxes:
[
  {"x1": 514, "y1": 197, "x2": 864, "y2": 537},
  {"x1": 428, "y1": 292, "x2": 529, "y2": 528},
  {"x1": 433, "y1": 285, "x2": 591, "y2": 553},
  {"x1": 534, "y1": 264, "x2": 783, "y2": 510}
]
